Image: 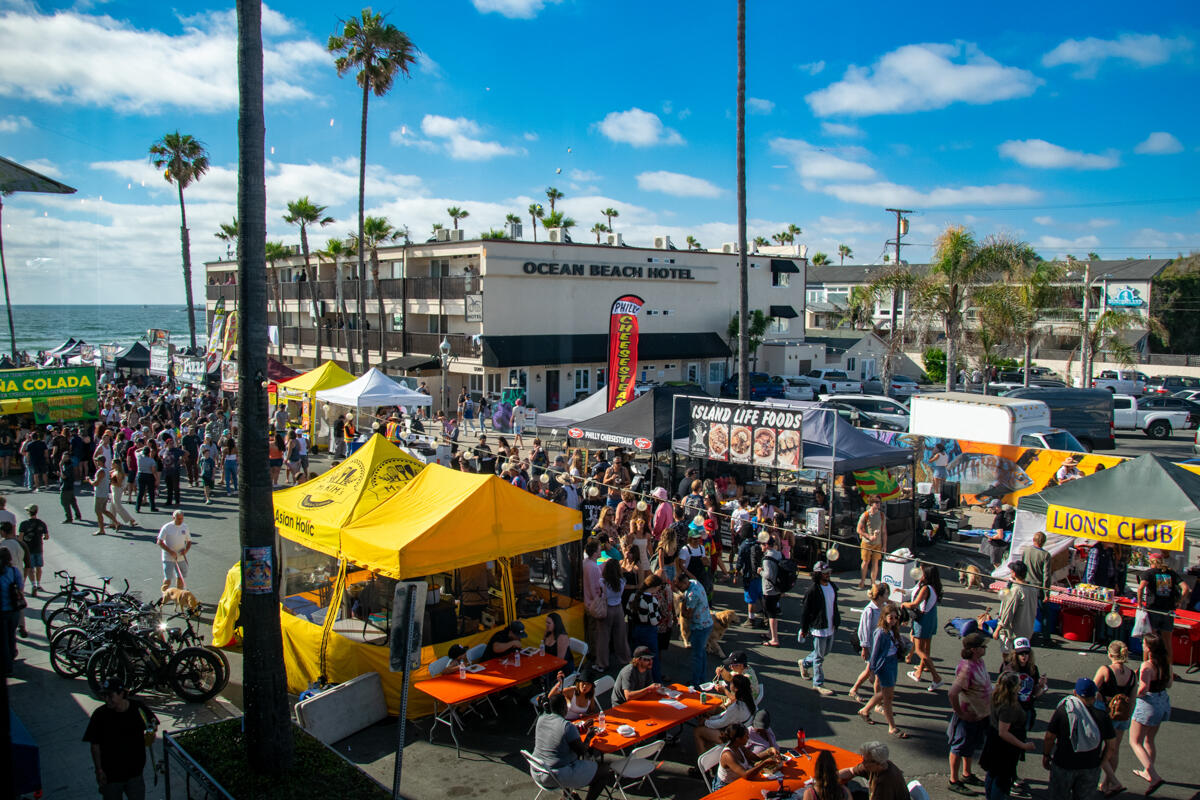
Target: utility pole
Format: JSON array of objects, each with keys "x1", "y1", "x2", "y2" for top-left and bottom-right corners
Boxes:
[
  {"x1": 1080, "y1": 260, "x2": 1092, "y2": 388},
  {"x1": 883, "y1": 208, "x2": 912, "y2": 390},
  {"x1": 735, "y1": 0, "x2": 749, "y2": 402}
]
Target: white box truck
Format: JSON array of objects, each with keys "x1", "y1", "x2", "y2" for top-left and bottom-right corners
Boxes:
[{"x1": 908, "y1": 392, "x2": 1087, "y2": 451}]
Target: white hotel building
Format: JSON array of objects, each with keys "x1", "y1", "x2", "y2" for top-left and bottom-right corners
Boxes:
[{"x1": 204, "y1": 234, "x2": 807, "y2": 411}]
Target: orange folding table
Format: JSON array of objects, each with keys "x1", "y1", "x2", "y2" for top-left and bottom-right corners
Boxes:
[
  {"x1": 414, "y1": 651, "x2": 566, "y2": 756},
  {"x1": 572, "y1": 684, "x2": 724, "y2": 755},
  {"x1": 702, "y1": 739, "x2": 862, "y2": 800}
]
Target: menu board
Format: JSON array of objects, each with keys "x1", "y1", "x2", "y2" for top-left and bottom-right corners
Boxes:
[{"x1": 688, "y1": 399, "x2": 803, "y2": 470}]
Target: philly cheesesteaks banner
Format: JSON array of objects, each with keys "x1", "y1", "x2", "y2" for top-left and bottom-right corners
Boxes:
[{"x1": 605, "y1": 294, "x2": 644, "y2": 412}]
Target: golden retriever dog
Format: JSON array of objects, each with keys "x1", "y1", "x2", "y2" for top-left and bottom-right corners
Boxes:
[
  {"x1": 161, "y1": 586, "x2": 201, "y2": 614},
  {"x1": 675, "y1": 594, "x2": 739, "y2": 658},
  {"x1": 955, "y1": 562, "x2": 987, "y2": 591}
]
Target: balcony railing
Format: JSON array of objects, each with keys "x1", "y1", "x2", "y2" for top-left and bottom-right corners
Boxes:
[
  {"x1": 278, "y1": 328, "x2": 477, "y2": 358},
  {"x1": 207, "y1": 276, "x2": 474, "y2": 304}
]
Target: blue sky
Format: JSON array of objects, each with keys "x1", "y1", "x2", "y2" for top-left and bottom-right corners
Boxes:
[{"x1": 1, "y1": 0, "x2": 1197, "y2": 303}]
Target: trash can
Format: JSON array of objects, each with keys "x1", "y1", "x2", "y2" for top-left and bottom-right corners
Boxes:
[{"x1": 880, "y1": 549, "x2": 917, "y2": 596}]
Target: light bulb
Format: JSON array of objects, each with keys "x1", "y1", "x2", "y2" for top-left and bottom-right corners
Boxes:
[
  {"x1": 910, "y1": 565, "x2": 923, "y2": 581},
  {"x1": 636, "y1": 501, "x2": 647, "y2": 512},
  {"x1": 1105, "y1": 609, "x2": 1123, "y2": 629},
  {"x1": 588, "y1": 486, "x2": 600, "y2": 498},
  {"x1": 826, "y1": 546, "x2": 840, "y2": 562},
  {"x1": 539, "y1": 473, "x2": 549, "y2": 484}
]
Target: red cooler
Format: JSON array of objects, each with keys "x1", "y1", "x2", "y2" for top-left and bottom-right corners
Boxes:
[{"x1": 1061, "y1": 608, "x2": 1094, "y2": 642}]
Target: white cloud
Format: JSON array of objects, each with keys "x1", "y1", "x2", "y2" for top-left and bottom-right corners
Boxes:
[
  {"x1": 819, "y1": 181, "x2": 1041, "y2": 208},
  {"x1": 523, "y1": 132, "x2": 539, "y2": 142},
  {"x1": 597, "y1": 108, "x2": 684, "y2": 148},
  {"x1": 1135, "y1": 131, "x2": 1183, "y2": 155},
  {"x1": 1037, "y1": 235, "x2": 1102, "y2": 253},
  {"x1": 1033, "y1": 216, "x2": 1054, "y2": 226},
  {"x1": 471, "y1": 0, "x2": 561, "y2": 19},
  {"x1": 769, "y1": 138, "x2": 877, "y2": 181},
  {"x1": 414, "y1": 52, "x2": 443, "y2": 79},
  {"x1": 1043, "y1": 34, "x2": 1193, "y2": 78},
  {"x1": 568, "y1": 169, "x2": 600, "y2": 182},
  {"x1": 635, "y1": 171, "x2": 722, "y2": 198},
  {"x1": 1087, "y1": 218, "x2": 1118, "y2": 229},
  {"x1": 410, "y1": 115, "x2": 520, "y2": 161},
  {"x1": 0, "y1": 8, "x2": 328, "y2": 113},
  {"x1": 0, "y1": 115, "x2": 31, "y2": 133},
  {"x1": 806, "y1": 42, "x2": 1040, "y2": 117},
  {"x1": 796, "y1": 60, "x2": 825, "y2": 75},
  {"x1": 21, "y1": 158, "x2": 63, "y2": 178},
  {"x1": 998, "y1": 139, "x2": 1119, "y2": 170},
  {"x1": 820, "y1": 122, "x2": 864, "y2": 138},
  {"x1": 747, "y1": 97, "x2": 775, "y2": 115}
]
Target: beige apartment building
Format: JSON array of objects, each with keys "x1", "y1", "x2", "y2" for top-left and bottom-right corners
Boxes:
[{"x1": 204, "y1": 235, "x2": 807, "y2": 411}]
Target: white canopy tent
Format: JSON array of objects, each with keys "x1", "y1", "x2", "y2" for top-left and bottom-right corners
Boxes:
[
  {"x1": 316, "y1": 367, "x2": 433, "y2": 409},
  {"x1": 536, "y1": 389, "x2": 609, "y2": 432}
]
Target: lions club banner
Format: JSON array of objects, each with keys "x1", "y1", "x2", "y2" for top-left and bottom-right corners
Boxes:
[
  {"x1": 1045, "y1": 504, "x2": 1185, "y2": 552},
  {"x1": 606, "y1": 294, "x2": 644, "y2": 412}
]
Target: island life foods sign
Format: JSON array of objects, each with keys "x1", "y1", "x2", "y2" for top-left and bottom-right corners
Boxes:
[
  {"x1": 688, "y1": 399, "x2": 803, "y2": 470},
  {"x1": 0, "y1": 366, "x2": 99, "y2": 423}
]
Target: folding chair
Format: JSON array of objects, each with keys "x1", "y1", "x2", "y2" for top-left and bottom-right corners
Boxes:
[
  {"x1": 610, "y1": 739, "x2": 664, "y2": 800},
  {"x1": 696, "y1": 743, "x2": 723, "y2": 793},
  {"x1": 593, "y1": 674, "x2": 616, "y2": 708},
  {"x1": 521, "y1": 749, "x2": 579, "y2": 800},
  {"x1": 466, "y1": 643, "x2": 487, "y2": 661},
  {"x1": 569, "y1": 637, "x2": 589, "y2": 662},
  {"x1": 754, "y1": 683, "x2": 764, "y2": 707}
]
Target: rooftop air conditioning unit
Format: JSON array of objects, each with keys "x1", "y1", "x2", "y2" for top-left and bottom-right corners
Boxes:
[
  {"x1": 605, "y1": 232, "x2": 624, "y2": 246},
  {"x1": 435, "y1": 228, "x2": 451, "y2": 242},
  {"x1": 506, "y1": 221, "x2": 523, "y2": 239},
  {"x1": 447, "y1": 229, "x2": 465, "y2": 242},
  {"x1": 721, "y1": 242, "x2": 738, "y2": 254},
  {"x1": 653, "y1": 235, "x2": 672, "y2": 250},
  {"x1": 548, "y1": 228, "x2": 567, "y2": 243}
]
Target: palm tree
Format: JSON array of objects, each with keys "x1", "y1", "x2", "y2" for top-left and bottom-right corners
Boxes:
[
  {"x1": 842, "y1": 286, "x2": 877, "y2": 330},
  {"x1": 787, "y1": 223, "x2": 802, "y2": 241},
  {"x1": 861, "y1": 264, "x2": 925, "y2": 390},
  {"x1": 235, "y1": 0, "x2": 292, "y2": 772},
  {"x1": 283, "y1": 197, "x2": 334, "y2": 362},
  {"x1": 838, "y1": 244, "x2": 853, "y2": 265},
  {"x1": 481, "y1": 229, "x2": 508, "y2": 239},
  {"x1": 686, "y1": 235, "x2": 703, "y2": 250},
  {"x1": 1087, "y1": 251, "x2": 1101, "y2": 261},
  {"x1": 602, "y1": 207, "x2": 619, "y2": 232},
  {"x1": 328, "y1": 9, "x2": 417, "y2": 371},
  {"x1": 264, "y1": 241, "x2": 290, "y2": 362},
  {"x1": 355, "y1": 215, "x2": 402, "y2": 364},
  {"x1": 810, "y1": 252, "x2": 831, "y2": 266},
  {"x1": 149, "y1": 131, "x2": 209, "y2": 349},
  {"x1": 968, "y1": 285, "x2": 1020, "y2": 395},
  {"x1": 505, "y1": 212, "x2": 521, "y2": 237},
  {"x1": 752, "y1": 235, "x2": 769, "y2": 247},
  {"x1": 447, "y1": 206, "x2": 469, "y2": 230},
  {"x1": 771, "y1": 233, "x2": 787, "y2": 246},
  {"x1": 1005, "y1": 254, "x2": 1066, "y2": 386},
  {"x1": 214, "y1": 217, "x2": 239, "y2": 261},
  {"x1": 316, "y1": 237, "x2": 356, "y2": 366},
  {"x1": 528, "y1": 203, "x2": 544, "y2": 242},
  {"x1": 545, "y1": 186, "x2": 563, "y2": 214},
  {"x1": 590, "y1": 222, "x2": 609, "y2": 243},
  {"x1": 726, "y1": 310, "x2": 773, "y2": 370},
  {"x1": 431, "y1": 222, "x2": 443, "y2": 236}
]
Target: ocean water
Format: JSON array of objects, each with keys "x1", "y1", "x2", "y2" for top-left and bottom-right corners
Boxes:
[{"x1": 2, "y1": 305, "x2": 206, "y2": 353}]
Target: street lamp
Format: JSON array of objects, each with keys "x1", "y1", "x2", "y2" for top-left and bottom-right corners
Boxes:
[{"x1": 438, "y1": 337, "x2": 452, "y2": 413}]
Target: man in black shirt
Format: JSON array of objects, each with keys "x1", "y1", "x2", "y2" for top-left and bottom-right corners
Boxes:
[
  {"x1": 18, "y1": 505, "x2": 48, "y2": 596},
  {"x1": 483, "y1": 620, "x2": 525, "y2": 661},
  {"x1": 1042, "y1": 677, "x2": 1115, "y2": 800},
  {"x1": 1139, "y1": 551, "x2": 1188, "y2": 662},
  {"x1": 83, "y1": 679, "x2": 158, "y2": 800},
  {"x1": 476, "y1": 435, "x2": 496, "y2": 475},
  {"x1": 181, "y1": 426, "x2": 200, "y2": 487}
]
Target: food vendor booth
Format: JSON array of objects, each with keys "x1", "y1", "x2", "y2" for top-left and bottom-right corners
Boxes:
[
  {"x1": 1003, "y1": 454, "x2": 1200, "y2": 657},
  {"x1": 275, "y1": 360, "x2": 355, "y2": 448}
]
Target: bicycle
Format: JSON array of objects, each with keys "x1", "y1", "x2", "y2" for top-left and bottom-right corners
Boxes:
[
  {"x1": 49, "y1": 600, "x2": 162, "y2": 678},
  {"x1": 40, "y1": 570, "x2": 113, "y2": 626},
  {"x1": 85, "y1": 612, "x2": 228, "y2": 702},
  {"x1": 43, "y1": 578, "x2": 141, "y2": 638}
]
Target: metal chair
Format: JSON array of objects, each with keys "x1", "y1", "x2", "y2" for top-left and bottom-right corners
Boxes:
[
  {"x1": 696, "y1": 743, "x2": 723, "y2": 793},
  {"x1": 466, "y1": 642, "x2": 487, "y2": 662},
  {"x1": 568, "y1": 637, "x2": 589, "y2": 662},
  {"x1": 593, "y1": 674, "x2": 616, "y2": 708},
  {"x1": 609, "y1": 739, "x2": 664, "y2": 800},
  {"x1": 521, "y1": 749, "x2": 579, "y2": 800}
]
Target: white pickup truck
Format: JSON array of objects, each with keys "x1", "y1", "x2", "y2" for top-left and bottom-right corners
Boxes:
[
  {"x1": 801, "y1": 369, "x2": 862, "y2": 395},
  {"x1": 1112, "y1": 394, "x2": 1198, "y2": 439},
  {"x1": 1092, "y1": 369, "x2": 1147, "y2": 395}
]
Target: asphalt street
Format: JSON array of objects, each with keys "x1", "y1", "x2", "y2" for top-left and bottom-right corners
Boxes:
[{"x1": 6, "y1": 452, "x2": 1200, "y2": 800}]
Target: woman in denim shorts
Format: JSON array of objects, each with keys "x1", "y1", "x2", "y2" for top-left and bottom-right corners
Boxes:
[{"x1": 1129, "y1": 632, "x2": 1172, "y2": 795}]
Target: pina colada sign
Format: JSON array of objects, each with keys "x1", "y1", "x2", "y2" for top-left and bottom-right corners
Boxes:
[{"x1": 0, "y1": 367, "x2": 95, "y2": 399}]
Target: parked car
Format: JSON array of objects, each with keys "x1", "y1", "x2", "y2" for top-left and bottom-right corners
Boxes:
[
  {"x1": 801, "y1": 369, "x2": 862, "y2": 395},
  {"x1": 773, "y1": 376, "x2": 816, "y2": 401},
  {"x1": 719, "y1": 371, "x2": 786, "y2": 401},
  {"x1": 1174, "y1": 389, "x2": 1200, "y2": 402},
  {"x1": 862, "y1": 373, "x2": 922, "y2": 396},
  {"x1": 1093, "y1": 369, "x2": 1146, "y2": 395},
  {"x1": 1144, "y1": 375, "x2": 1200, "y2": 395},
  {"x1": 1112, "y1": 393, "x2": 1198, "y2": 439},
  {"x1": 821, "y1": 401, "x2": 907, "y2": 432},
  {"x1": 821, "y1": 394, "x2": 911, "y2": 428}
]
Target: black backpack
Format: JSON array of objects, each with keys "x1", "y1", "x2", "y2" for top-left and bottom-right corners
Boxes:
[{"x1": 766, "y1": 555, "x2": 798, "y2": 593}]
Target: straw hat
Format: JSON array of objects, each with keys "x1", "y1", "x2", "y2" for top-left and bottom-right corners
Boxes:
[{"x1": 556, "y1": 472, "x2": 579, "y2": 485}]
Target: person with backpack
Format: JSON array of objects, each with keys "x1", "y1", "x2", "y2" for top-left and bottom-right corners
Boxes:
[
  {"x1": 738, "y1": 529, "x2": 764, "y2": 629},
  {"x1": 758, "y1": 534, "x2": 784, "y2": 646},
  {"x1": 1092, "y1": 640, "x2": 1135, "y2": 797}
]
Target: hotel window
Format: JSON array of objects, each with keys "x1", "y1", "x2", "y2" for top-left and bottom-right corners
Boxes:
[
  {"x1": 772, "y1": 271, "x2": 790, "y2": 288},
  {"x1": 708, "y1": 362, "x2": 726, "y2": 385},
  {"x1": 575, "y1": 369, "x2": 590, "y2": 393},
  {"x1": 769, "y1": 318, "x2": 790, "y2": 334}
]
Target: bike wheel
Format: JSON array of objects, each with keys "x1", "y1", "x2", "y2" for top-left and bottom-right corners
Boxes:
[
  {"x1": 204, "y1": 645, "x2": 231, "y2": 689},
  {"x1": 49, "y1": 626, "x2": 95, "y2": 678},
  {"x1": 45, "y1": 604, "x2": 87, "y2": 637},
  {"x1": 167, "y1": 647, "x2": 227, "y2": 703},
  {"x1": 86, "y1": 645, "x2": 132, "y2": 698},
  {"x1": 40, "y1": 589, "x2": 95, "y2": 626}
]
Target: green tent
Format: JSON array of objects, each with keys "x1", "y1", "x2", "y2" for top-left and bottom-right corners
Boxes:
[{"x1": 1018, "y1": 454, "x2": 1200, "y2": 547}]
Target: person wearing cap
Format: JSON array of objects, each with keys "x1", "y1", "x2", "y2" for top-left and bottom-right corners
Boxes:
[
  {"x1": 1001, "y1": 638, "x2": 1046, "y2": 732},
  {"x1": 612, "y1": 646, "x2": 661, "y2": 704},
  {"x1": 995, "y1": 562, "x2": 1039, "y2": 653},
  {"x1": 947, "y1": 632, "x2": 993, "y2": 794},
  {"x1": 483, "y1": 620, "x2": 527, "y2": 662},
  {"x1": 715, "y1": 650, "x2": 761, "y2": 702},
  {"x1": 650, "y1": 486, "x2": 673, "y2": 539},
  {"x1": 83, "y1": 678, "x2": 159, "y2": 800},
  {"x1": 1055, "y1": 455, "x2": 1084, "y2": 484},
  {"x1": 758, "y1": 534, "x2": 783, "y2": 645},
  {"x1": 798, "y1": 561, "x2": 841, "y2": 697},
  {"x1": 548, "y1": 664, "x2": 601, "y2": 720},
  {"x1": 18, "y1": 504, "x2": 48, "y2": 595},
  {"x1": 673, "y1": 570, "x2": 714, "y2": 686},
  {"x1": 1041, "y1": 677, "x2": 1116, "y2": 800},
  {"x1": 1138, "y1": 552, "x2": 1187, "y2": 663},
  {"x1": 984, "y1": 499, "x2": 1014, "y2": 568},
  {"x1": 856, "y1": 496, "x2": 887, "y2": 589},
  {"x1": 679, "y1": 515, "x2": 710, "y2": 591}
]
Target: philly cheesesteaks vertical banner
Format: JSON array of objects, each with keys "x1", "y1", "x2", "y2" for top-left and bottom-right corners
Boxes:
[{"x1": 606, "y1": 294, "x2": 644, "y2": 411}]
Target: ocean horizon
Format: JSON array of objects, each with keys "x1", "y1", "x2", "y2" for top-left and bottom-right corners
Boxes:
[{"x1": 4, "y1": 304, "x2": 209, "y2": 353}]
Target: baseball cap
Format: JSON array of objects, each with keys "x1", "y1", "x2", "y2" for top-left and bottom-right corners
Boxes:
[
  {"x1": 724, "y1": 650, "x2": 749, "y2": 666},
  {"x1": 507, "y1": 620, "x2": 526, "y2": 637},
  {"x1": 813, "y1": 561, "x2": 832, "y2": 574},
  {"x1": 1074, "y1": 677, "x2": 1097, "y2": 698},
  {"x1": 24, "y1": 504, "x2": 37, "y2": 514},
  {"x1": 1013, "y1": 637, "x2": 1032, "y2": 652},
  {"x1": 757, "y1": 531, "x2": 771, "y2": 544},
  {"x1": 632, "y1": 645, "x2": 653, "y2": 659}
]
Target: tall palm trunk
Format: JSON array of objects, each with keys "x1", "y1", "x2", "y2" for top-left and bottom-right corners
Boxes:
[
  {"x1": 0, "y1": 198, "x2": 16, "y2": 358},
  {"x1": 268, "y1": 266, "x2": 283, "y2": 363},
  {"x1": 235, "y1": 0, "x2": 292, "y2": 773},
  {"x1": 336, "y1": 255, "x2": 355, "y2": 367},
  {"x1": 176, "y1": 183, "x2": 198, "y2": 349},
  {"x1": 1023, "y1": 333, "x2": 1034, "y2": 388},
  {"x1": 356, "y1": 78, "x2": 370, "y2": 371},
  {"x1": 371, "y1": 249, "x2": 387, "y2": 366},
  {"x1": 735, "y1": 0, "x2": 749, "y2": 402},
  {"x1": 299, "y1": 226, "x2": 323, "y2": 363},
  {"x1": 944, "y1": 318, "x2": 958, "y2": 392}
]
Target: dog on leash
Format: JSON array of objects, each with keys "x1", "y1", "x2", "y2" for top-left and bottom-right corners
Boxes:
[
  {"x1": 956, "y1": 562, "x2": 986, "y2": 591},
  {"x1": 161, "y1": 586, "x2": 201, "y2": 614},
  {"x1": 675, "y1": 593, "x2": 739, "y2": 657}
]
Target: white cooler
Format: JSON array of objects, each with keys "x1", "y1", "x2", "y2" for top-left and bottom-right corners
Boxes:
[{"x1": 880, "y1": 553, "x2": 917, "y2": 596}]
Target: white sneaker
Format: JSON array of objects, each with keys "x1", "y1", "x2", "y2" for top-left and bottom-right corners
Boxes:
[
  {"x1": 907, "y1": 670, "x2": 922, "y2": 684},
  {"x1": 928, "y1": 680, "x2": 945, "y2": 691}
]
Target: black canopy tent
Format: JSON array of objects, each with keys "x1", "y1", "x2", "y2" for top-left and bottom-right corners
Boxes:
[
  {"x1": 113, "y1": 341, "x2": 150, "y2": 369},
  {"x1": 565, "y1": 384, "x2": 708, "y2": 453}
]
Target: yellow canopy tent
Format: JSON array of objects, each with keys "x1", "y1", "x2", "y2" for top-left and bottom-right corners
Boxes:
[
  {"x1": 275, "y1": 360, "x2": 355, "y2": 447},
  {"x1": 271, "y1": 433, "x2": 426, "y2": 558},
  {"x1": 277, "y1": 464, "x2": 586, "y2": 716}
]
